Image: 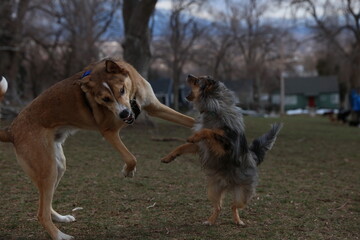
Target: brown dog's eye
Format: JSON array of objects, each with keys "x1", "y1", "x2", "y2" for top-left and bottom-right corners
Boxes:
[
  {"x1": 102, "y1": 97, "x2": 111, "y2": 103},
  {"x1": 120, "y1": 87, "x2": 125, "y2": 95}
]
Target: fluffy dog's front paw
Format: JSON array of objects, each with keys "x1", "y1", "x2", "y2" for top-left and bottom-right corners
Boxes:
[
  {"x1": 187, "y1": 133, "x2": 201, "y2": 143},
  {"x1": 122, "y1": 164, "x2": 136, "y2": 178},
  {"x1": 187, "y1": 136, "x2": 196, "y2": 143},
  {"x1": 161, "y1": 155, "x2": 176, "y2": 163}
]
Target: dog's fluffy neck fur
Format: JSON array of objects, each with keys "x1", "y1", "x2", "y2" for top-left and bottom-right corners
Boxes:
[
  {"x1": 194, "y1": 82, "x2": 244, "y2": 133},
  {"x1": 192, "y1": 81, "x2": 257, "y2": 186}
]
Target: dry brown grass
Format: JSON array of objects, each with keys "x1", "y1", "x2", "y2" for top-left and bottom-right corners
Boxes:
[{"x1": 1, "y1": 116, "x2": 359, "y2": 239}]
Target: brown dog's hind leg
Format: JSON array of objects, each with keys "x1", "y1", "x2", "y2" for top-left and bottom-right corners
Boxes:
[
  {"x1": 37, "y1": 175, "x2": 74, "y2": 240},
  {"x1": 204, "y1": 179, "x2": 225, "y2": 225},
  {"x1": 15, "y1": 138, "x2": 74, "y2": 240},
  {"x1": 51, "y1": 143, "x2": 75, "y2": 223},
  {"x1": 161, "y1": 143, "x2": 198, "y2": 163}
]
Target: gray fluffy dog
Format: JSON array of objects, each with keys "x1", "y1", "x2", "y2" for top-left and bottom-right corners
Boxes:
[{"x1": 161, "y1": 75, "x2": 282, "y2": 225}]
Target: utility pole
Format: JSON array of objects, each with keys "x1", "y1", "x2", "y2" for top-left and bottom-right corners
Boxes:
[
  {"x1": 279, "y1": 40, "x2": 285, "y2": 116},
  {"x1": 280, "y1": 72, "x2": 285, "y2": 115}
]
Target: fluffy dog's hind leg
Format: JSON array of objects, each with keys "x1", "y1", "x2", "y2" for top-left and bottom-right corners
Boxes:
[
  {"x1": 204, "y1": 179, "x2": 225, "y2": 225},
  {"x1": 231, "y1": 186, "x2": 254, "y2": 226}
]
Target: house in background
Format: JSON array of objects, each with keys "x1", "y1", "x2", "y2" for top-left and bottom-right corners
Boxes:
[
  {"x1": 272, "y1": 76, "x2": 339, "y2": 110},
  {"x1": 148, "y1": 78, "x2": 251, "y2": 108},
  {"x1": 148, "y1": 78, "x2": 172, "y2": 106},
  {"x1": 148, "y1": 78, "x2": 189, "y2": 108}
]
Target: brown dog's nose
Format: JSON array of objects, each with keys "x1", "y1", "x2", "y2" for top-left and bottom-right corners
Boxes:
[{"x1": 119, "y1": 109, "x2": 130, "y2": 119}]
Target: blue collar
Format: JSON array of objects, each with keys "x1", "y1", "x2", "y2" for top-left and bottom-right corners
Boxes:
[{"x1": 81, "y1": 70, "x2": 92, "y2": 78}]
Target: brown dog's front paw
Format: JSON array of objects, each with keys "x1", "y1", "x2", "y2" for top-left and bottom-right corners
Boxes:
[
  {"x1": 203, "y1": 220, "x2": 214, "y2": 226},
  {"x1": 122, "y1": 164, "x2": 136, "y2": 178},
  {"x1": 235, "y1": 219, "x2": 245, "y2": 226}
]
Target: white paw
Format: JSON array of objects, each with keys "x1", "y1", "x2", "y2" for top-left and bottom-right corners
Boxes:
[
  {"x1": 203, "y1": 221, "x2": 213, "y2": 226},
  {"x1": 57, "y1": 231, "x2": 74, "y2": 240},
  {"x1": 52, "y1": 214, "x2": 76, "y2": 223},
  {"x1": 236, "y1": 220, "x2": 245, "y2": 226},
  {"x1": 122, "y1": 165, "x2": 136, "y2": 178}
]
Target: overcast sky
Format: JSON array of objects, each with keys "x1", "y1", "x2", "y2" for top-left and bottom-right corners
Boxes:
[{"x1": 156, "y1": 0, "x2": 299, "y2": 20}]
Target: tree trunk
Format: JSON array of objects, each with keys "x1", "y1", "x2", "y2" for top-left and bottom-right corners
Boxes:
[
  {"x1": 253, "y1": 73, "x2": 260, "y2": 111},
  {"x1": 172, "y1": 67, "x2": 181, "y2": 110},
  {"x1": 0, "y1": 0, "x2": 29, "y2": 104},
  {"x1": 122, "y1": 0, "x2": 157, "y2": 79}
]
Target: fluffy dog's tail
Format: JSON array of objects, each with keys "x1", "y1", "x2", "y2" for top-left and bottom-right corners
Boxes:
[{"x1": 250, "y1": 123, "x2": 283, "y2": 166}]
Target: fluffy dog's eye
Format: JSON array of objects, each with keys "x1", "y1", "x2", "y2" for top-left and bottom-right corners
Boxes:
[
  {"x1": 120, "y1": 87, "x2": 125, "y2": 95},
  {"x1": 102, "y1": 97, "x2": 111, "y2": 103}
]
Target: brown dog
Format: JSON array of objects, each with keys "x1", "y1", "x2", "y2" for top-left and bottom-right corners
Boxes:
[
  {"x1": 161, "y1": 75, "x2": 282, "y2": 226},
  {"x1": 0, "y1": 59, "x2": 194, "y2": 240}
]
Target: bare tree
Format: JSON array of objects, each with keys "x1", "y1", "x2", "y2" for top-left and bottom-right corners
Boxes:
[
  {"x1": 229, "y1": 0, "x2": 286, "y2": 110},
  {"x1": 193, "y1": 19, "x2": 236, "y2": 81},
  {"x1": 51, "y1": 0, "x2": 120, "y2": 77},
  {"x1": 153, "y1": 0, "x2": 206, "y2": 110},
  {"x1": 0, "y1": 0, "x2": 31, "y2": 104},
  {"x1": 122, "y1": 0, "x2": 157, "y2": 79},
  {"x1": 292, "y1": 0, "x2": 360, "y2": 107}
]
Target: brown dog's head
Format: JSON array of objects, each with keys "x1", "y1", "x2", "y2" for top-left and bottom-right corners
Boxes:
[
  {"x1": 78, "y1": 59, "x2": 136, "y2": 124},
  {"x1": 186, "y1": 74, "x2": 219, "y2": 102}
]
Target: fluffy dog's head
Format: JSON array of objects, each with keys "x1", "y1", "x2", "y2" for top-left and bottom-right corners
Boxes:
[
  {"x1": 186, "y1": 74, "x2": 236, "y2": 113},
  {"x1": 78, "y1": 59, "x2": 136, "y2": 124},
  {"x1": 186, "y1": 75, "x2": 219, "y2": 102}
]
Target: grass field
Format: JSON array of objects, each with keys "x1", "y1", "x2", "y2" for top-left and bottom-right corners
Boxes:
[{"x1": 0, "y1": 115, "x2": 359, "y2": 240}]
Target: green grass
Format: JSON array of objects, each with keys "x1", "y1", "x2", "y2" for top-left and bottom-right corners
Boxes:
[{"x1": 0, "y1": 116, "x2": 359, "y2": 240}]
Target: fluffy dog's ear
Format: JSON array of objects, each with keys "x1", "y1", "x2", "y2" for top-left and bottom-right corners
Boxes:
[
  {"x1": 203, "y1": 76, "x2": 218, "y2": 93},
  {"x1": 105, "y1": 60, "x2": 128, "y2": 75}
]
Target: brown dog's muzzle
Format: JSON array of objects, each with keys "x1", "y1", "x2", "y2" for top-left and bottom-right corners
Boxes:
[{"x1": 119, "y1": 108, "x2": 135, "y2": 124}]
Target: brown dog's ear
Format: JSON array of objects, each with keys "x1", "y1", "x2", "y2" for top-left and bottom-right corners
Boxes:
[
  {"x1": 77, "y1": 78, "x2": 95, "y2": 93},
  {"x1": 105, "y1": 60, "x2": 128, "y2": 75}
]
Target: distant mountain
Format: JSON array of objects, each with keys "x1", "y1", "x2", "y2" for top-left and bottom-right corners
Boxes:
[{"x1": 104, "y1": 8, "x2": 312, "y2": 41}]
